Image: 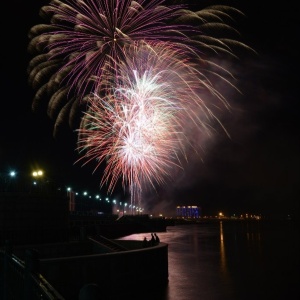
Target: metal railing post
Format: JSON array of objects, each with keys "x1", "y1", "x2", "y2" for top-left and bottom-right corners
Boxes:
[
  {"x1": 24, "y1": 249, "x2": 40, "y2": 300},
  {"x1": 1, "y1": 240, "x2": 13, "y2": 300}
]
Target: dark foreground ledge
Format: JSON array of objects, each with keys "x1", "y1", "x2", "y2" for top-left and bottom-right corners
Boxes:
[{"x1": 1, "y1": 237, "x2": 169, "y2": 300}]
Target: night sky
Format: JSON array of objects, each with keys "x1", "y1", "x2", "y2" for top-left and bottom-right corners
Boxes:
[{"x1": 1, "y1": 1, "x2": 299, "y2": 218}]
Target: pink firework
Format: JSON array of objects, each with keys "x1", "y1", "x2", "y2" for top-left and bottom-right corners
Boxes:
[
  {"x1": 77, "y1": 60, "x2": 183, "y2": 206},
  {"x1": 76, "y1": 41, "x2": 238, "y2": 207},
  {"x1": 28, "y1": 0, "x2": 253, "y2": 207},
  {"x1": 28, "y1": 0, "x2": 250, "y2": 135}
]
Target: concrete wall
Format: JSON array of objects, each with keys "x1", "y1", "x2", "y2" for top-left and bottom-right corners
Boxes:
[{"x1": 39, "y1": 243, "x2": 169, "y2": 299}]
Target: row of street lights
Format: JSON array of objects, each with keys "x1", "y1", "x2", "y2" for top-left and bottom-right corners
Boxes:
[
  {"x1": 1, "y1": 169, "x2": 44, "y2": 182},
  {"x1": 66, "y1": 186, "x2": 144, "y2": 215},
  {"x1": 1, "y1": 168, "x2": 144, "y2": 215}
]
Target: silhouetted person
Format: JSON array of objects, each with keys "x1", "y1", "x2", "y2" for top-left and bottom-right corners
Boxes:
[
  {"x1": 142, "y1": 237, "x2": 148, "y2": 248},
  {"x1": 154, "y1": 233, "x2": 160, "y2": 244},
  {"x1": 150, "y1": 233, "x2": 156, "y2": 246}
]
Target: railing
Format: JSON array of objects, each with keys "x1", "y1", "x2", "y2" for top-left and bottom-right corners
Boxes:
[
  {"x1": 0, "y1": 241, "x2": 65, "y2": 300},
  {"x1": 89, "y1": 235, "x2": 128, "y2": 252}
]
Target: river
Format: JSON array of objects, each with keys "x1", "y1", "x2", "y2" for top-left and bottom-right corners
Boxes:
[{"x1": 118, "y1": 219, "x2": 299, "y2": 300}]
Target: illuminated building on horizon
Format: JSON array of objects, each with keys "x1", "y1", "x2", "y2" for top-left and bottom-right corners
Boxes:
[{"x1": 176, "y1": 205, "x2": 201, "y2": 218}]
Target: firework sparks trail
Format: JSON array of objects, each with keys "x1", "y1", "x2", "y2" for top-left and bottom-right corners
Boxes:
[
  {"x1": 28, "y1": 0, "x2": 250, "y2": 134},
  {"x1": 76, "y1": 41, "x2": 239, "y2": 208},
  {"x1": 76, "y1": 49, "x2": 185, "y2": 208},
  {"x1": 28, "y1": 0, "x2": 252, "y2": 209}
]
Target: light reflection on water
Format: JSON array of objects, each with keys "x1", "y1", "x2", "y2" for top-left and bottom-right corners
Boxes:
[{"x1": 118, "y1": 220, "x2": 299, "y2": 300}]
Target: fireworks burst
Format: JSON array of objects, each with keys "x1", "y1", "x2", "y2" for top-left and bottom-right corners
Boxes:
[
  {"x1": 28, "y1": 0, "x2": 250, "y2": 135},
  {"x1": 76, "y1": 45, "x2": 186, "y2": 207},
  {"x1": 28, "y1": 0, "x2": 252, "y2": 209},
  {"x1": 76, "y1": 41, "x2": 238, "y2": 208}
]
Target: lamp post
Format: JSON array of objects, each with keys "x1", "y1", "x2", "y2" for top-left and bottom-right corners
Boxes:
[
  {"x1": 2, "y1": 170, "x2": 17, "y2": 192},
  {"x1": 123, "y1": 202, "x2": 127, "y2": 215},
  {"x1": 32, "y1": 170, "x2": 43, "y2": 178},
  {"x1": 9, "y1": 171, "x2": 16, "y2": 178},
  {"x1": 32, "y1": 169, "x2": 44, "y2": 192}
]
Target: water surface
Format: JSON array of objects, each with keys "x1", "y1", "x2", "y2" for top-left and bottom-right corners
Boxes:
[{"x1": 118, "y1": 220, "x2": 299, "y2": 300}]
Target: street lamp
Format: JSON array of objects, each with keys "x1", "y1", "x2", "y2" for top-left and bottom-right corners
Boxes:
[
  {"x1": 2, "y1": 170, "x2": 17, "y2": 192},
  {"x1": 9, "y1": 171, "x2": 16, "y2": 177},
  {"x1": 31, "y1": 169, "x2": 44, "y2": 192},
  {"x1": 32, "y1": 170, "x2": 43, "y2": 178},
  {"x1": 32, "y1": 170, "x2": 44, "y2": 184}
]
